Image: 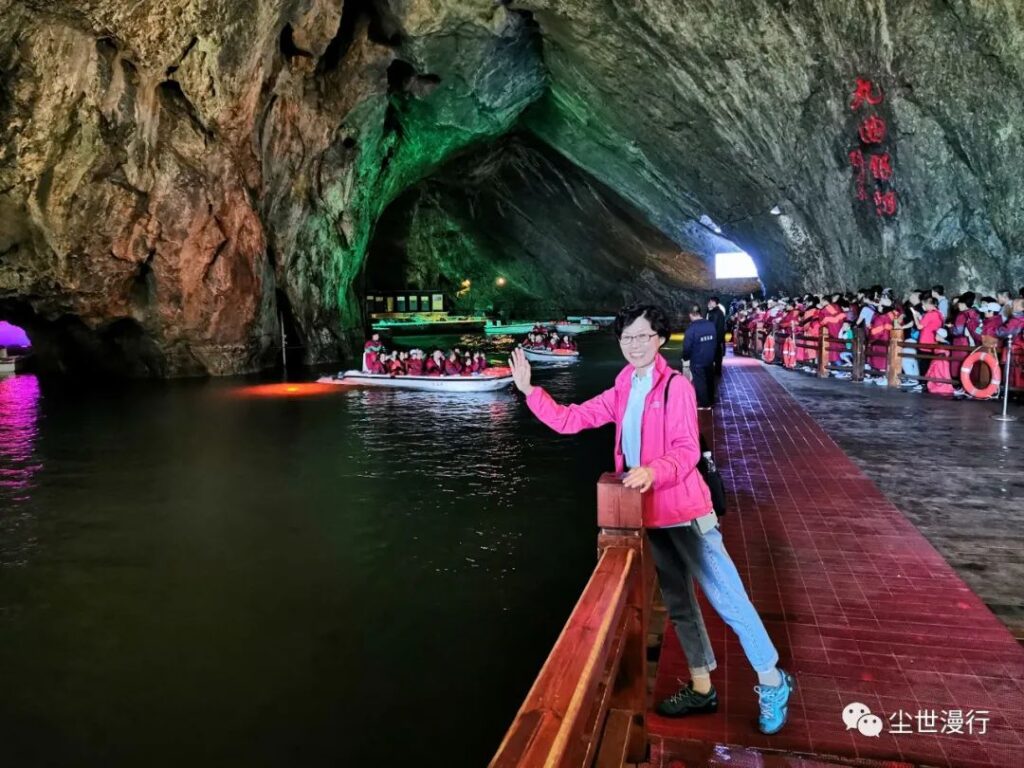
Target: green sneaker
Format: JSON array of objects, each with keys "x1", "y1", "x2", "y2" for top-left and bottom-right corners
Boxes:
[{"x1": 656, "y1": 682, "x2": 718, "y2": 717}]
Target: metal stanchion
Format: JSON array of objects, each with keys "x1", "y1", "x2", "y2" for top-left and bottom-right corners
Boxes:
[
  {"x1": 992, "y1": 334, "x2": 1018, "y2": 422},
  {"x1": 280, "y1": 312, "x2": 287, "y2": 370}
]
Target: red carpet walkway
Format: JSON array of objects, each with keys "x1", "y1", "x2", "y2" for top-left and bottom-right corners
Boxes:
[{"x1": 649, "y1": 356, "x2": 1024, "y2": 768}]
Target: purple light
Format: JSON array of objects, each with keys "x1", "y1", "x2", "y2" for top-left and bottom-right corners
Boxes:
[
  {"x1": 0, "y1": 321, "x2": 31, "y2": 348},
  {"x1": 0, "y1": 374, "x2": 41, "y2": 501}
]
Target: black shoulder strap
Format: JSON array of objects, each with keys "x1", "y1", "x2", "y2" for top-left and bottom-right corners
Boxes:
[
  {"x1": 662, "y1": 371, "x2": 679, "y2": 410},
  {"x1": 662, "y1": 370, "x2": 710, "y2": 455}
]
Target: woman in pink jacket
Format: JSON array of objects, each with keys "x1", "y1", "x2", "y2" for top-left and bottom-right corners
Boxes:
[{"x1": 508, "y1": 304, "x2": 794, "y2": 735}]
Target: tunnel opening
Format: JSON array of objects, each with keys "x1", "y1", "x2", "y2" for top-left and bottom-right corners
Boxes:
[
  {"x1": 0, "y1": 301, "x2": 165, "y2": 377},
  {"x1": 362, "y1": 132, "x2": 742, "y2": 326},
  {"x1": 715, "y1": 251, "x2": 759, "y2": 280}
]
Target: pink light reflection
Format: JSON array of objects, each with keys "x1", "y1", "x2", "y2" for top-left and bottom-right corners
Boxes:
[{"x1": 0, "y1": 374, "x2": 41, "y2": 500}]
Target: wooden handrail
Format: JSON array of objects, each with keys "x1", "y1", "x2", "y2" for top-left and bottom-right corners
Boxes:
[{"x1": 491, "y1": 475, "x2": 652, "y2": 768}]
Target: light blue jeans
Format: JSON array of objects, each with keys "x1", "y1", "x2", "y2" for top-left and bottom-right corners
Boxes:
[{"x1": 648, "y1": 523, "x2": 779, "y2": 677}]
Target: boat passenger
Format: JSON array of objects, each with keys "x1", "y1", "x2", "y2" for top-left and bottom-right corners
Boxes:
[
  {"x1": 365, "y1": 350, "x2": 385, "y2": 374},
  {"x1": 444, "y1": 351, "x2": 463, "y2": 376},
  {"x1": 407, "y1": 350, "x2": 425, "y2": 376},
  {"x1": 424, "y1": 350, "x2": 444, "y2": 376}
]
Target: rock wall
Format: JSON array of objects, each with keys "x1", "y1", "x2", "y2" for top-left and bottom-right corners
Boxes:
[
  {"x1": 520, "y1": 0, "x2": 1024, "y2": 293},
  {"x1": 0, "y1": 0, "x2": 544, "y2": 374}
]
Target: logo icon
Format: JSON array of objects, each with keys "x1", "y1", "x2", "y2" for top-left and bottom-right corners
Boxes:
[{"x1": 842, "y1": 702, "x2": 883, "y2": 737}]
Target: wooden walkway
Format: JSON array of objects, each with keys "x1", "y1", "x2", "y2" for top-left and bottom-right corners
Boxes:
[{"x1": 649, "y1": 356, "x2": 1024, "y2": 768}]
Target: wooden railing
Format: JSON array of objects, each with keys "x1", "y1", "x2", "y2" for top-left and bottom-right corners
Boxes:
[{"x1": 490, "y1": 475, "x2": 655, "y2": 768}]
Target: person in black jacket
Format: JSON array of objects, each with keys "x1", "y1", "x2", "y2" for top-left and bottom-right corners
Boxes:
[
  {"x1": 683, "y1": 304, "x2": 718, "y2": 407},
  {"x1": 706, "y1": 296, "x2": 727, "y2": 376}
]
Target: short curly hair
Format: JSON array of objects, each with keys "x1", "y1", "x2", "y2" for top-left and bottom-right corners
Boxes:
[{"x1": 614, "y1": 303, "x2": 671, "y2": 341}]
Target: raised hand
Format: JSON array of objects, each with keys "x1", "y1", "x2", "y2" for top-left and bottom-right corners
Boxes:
[{"x1": 508, "y1": 347, "x2": 534, "y2": 396}]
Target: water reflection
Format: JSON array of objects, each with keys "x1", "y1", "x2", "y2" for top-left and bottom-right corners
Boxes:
[{"x1": 0, "y1": 374, "x2": 41, "y2": 566}]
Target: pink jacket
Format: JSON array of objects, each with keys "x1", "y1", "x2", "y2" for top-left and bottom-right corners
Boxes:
[{"x1": 525, "y1": 354, "x2": 712, "y2": 528}]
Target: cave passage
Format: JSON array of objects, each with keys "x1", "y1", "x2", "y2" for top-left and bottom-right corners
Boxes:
[{"x1": 362, "y1": 132, "x2": 751, "y2": 323}]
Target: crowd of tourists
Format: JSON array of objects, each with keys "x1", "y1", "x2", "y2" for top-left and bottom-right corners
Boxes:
[
  {"x1": 728, "y1": 286, "x2": 1024, "y2": 396},
  {"x1": 362, "y1": 335, "x2": 490, "y2": 376}
]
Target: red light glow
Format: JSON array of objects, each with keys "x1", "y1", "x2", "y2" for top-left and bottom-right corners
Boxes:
[{"x1": 230, "y1": 382, "x2": 341, "y2": 398}]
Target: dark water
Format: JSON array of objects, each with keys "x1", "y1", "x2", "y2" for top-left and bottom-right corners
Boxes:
[{"x1": 0, "y1": 333, "x2": 680, "y2": 767}]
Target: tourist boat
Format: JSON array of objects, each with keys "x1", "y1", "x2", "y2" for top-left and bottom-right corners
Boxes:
[
  {"x1": 484, "y1": 319, "x2": 553, "y2": 335},
  {"x1": 317, "y1": 369, "x2": 513, "y2": 392},
  {"x1": 567, "y1": 315, "x2": 615, "y2": 327},
  {"x1": 0, "y1": 349, "x2": 29, "y2": 376},
  {"x1": 522, "y1": 347, "x2": 580, "y2": 363},
  {"x1": 555, "y1": 320, "x2": 599, "y2": 334},
  {"x1": 371, "y1": 313, "x2": 486, "y2": 335}
]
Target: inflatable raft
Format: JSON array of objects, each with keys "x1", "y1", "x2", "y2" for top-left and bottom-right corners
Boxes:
[
  {"x1": 317, "y1": 368, "x2": 513, "y2": 392},
  {"x1": 522, "y1": 347, "x2": 580, "y2": 363}
]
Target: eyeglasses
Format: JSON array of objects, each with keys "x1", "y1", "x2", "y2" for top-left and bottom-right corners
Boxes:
[{"x1": 619, "y1": 332, "x2": 660, "y2": 346}]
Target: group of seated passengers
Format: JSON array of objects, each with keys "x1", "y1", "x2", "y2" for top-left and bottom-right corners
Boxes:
[
  {"x1": 522, "y1": 331, "x2": 577, "y2": 351},
  {"x1": 363, "y1": 336, "x2": 489, "y2": 376}
]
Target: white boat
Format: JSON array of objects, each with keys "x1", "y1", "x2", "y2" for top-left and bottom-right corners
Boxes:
[
  {"x1": 484, "y1": 320, "x2": 553, "y2": 335},
  {"x1": 371, "y1": 314, "x2": 486, "y2": 334},
  {"x1": 317, "y1": 370, "x2": 513, "y2": 392},
  {"x1": 522, "y1": 347, "x2": 580, "y2": 363},
  {"x1": 0, "y1": 358, "x2": 14, "y2": 376},
  {"x1": 567, "y1": 315, "x2": 615, "y2": 326},
  {"x1": 555, "y1": 321, "x2": 599, "y2": 334}
]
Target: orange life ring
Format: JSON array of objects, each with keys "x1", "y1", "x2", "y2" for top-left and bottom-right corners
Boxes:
[
  {"x1": 482, "y1": 366, "x2": 511, "y2": 377},
  {"x1": 782, "y1": 337, "x2": 797, "y2": 369},
  {"x1": 762, "y1": 335, "x2": 776, "y2": 363},
  {"x1": 959, "y1": 348, "x2": 1001, "y2": 399}
]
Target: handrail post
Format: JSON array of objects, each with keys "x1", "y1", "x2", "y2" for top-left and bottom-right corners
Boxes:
[
  {"x1": 817, "y1": 326, "x2": 829, "y2": 378},
  {"x1": 852, "y1": 325, "x2": 866, "y2": 382},
  {"x1": 596, "y1": 474, "x2": 650, "y2": 763},
  {"x1": 887, "y1": 328, "x2": 903, "y2": 388}
]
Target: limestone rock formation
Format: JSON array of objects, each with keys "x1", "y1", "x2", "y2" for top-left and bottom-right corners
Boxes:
[{"x1": 2, "y1": 0, "x2": 1023, "y2": 375}]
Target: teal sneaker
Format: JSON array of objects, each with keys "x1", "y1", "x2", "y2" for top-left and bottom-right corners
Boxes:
[
  {"x1": 656, "y1": 682, "x2": 718, "y2": 717},
  {"x1": 754, "y1": 669, "x2": 795, "y2": 734}
]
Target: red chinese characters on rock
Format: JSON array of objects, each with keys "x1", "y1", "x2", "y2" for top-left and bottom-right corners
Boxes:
[
  {"x1": 849, "y1": 77, "x2": 884, "y2": 111},
  {"x1": 870, "y1": 152, "x2": 893, "y2": 181},
  {"x1": 874, "y1": 189, "x2": 898, "y2": 217},
  {"x1": 858, "y1": 115, "x2": 887, "y2": 145},
  {"x1": 848, "y1": 77, "x2": 897, "y2": 218}
]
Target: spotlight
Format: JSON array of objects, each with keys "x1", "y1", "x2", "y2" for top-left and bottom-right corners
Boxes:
[{"x1": 495, "y1": 276, "x2": 506, "y2": 287}]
